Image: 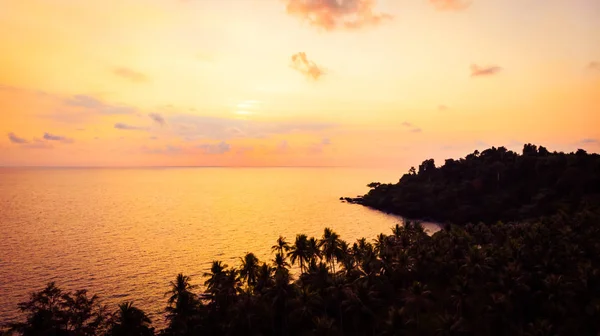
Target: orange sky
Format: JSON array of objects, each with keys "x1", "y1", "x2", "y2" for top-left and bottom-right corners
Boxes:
[{"x1": 1, "y1": 0, "x2": 599, "y2": 167}]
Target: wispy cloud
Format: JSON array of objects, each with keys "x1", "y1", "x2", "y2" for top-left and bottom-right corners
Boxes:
[
  {"x1": 285, "y1": 0, "x2": 392, "y2": 31},
  {"x1": 470, "y1": 64, "x2": 502, "y2": 77},
  {"x1": 8, "y1": 132, "x2": 29, "y2": 144},
  {"x1": 438, "y1": 104, "x2": 449, "y2": 111},
  {"x1": 142, "y1": 145, "x2": 182, "y2": 155},
  {"x1": 588, "y1": 62, "x2": 599, "y2": 70},
  {"x1": 429, "y1": 0, "x2": 471, "y2": 11},
  {"x1": 197, "y1": 141, "x2": 231, "y2": 155},
  {"x1": 8, "y1": 132, "x2": 64, "y2": 148},
  {"x1": 43, "y1": 133, "x2": 73, "y2": 143},
  {"x1": 309, "y1": 137, "x2": 332, "y2": 153},
  {"x1": 149, "y1": 113, "x2": 166, "y2": 126},
  {"x1": 291, "y1": 52, "x2": 325, "y2": 80},
  {"x1": 65, "y1": 95, "x2": 136, "y2": 115},
  {"x1": 114, "y1": 123, "x2": 148, "y2": 131},
  {"x1": 113, "y1": 67, "x2": 149, "y2": 83},
  {"x1": 581, "y1": 138, "x2": 598, "y2": 144},
  {"x1": 169, "y1": 114, "x2": 335, "y2": 140},
  {"x1": 401, "y1": 122, "x2": 422, "y2": 133}
]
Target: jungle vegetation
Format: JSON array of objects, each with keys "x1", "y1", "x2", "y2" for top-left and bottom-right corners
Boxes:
[{"x1": 347, "y1": 144, "x2": 600, "y2": 225}]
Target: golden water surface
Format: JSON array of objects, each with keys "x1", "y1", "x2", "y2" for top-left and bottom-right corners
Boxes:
[{"x1": 0, "y1": 167, "x2": 439, "y2": 325}]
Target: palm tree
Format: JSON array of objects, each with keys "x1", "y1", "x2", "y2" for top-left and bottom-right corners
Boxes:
[
  {"x1": 374, "y1": 233, "x2": 390, "y2": 259},
  {"x1": 289, "y1": 234, "x2": 310, "y2": 273},
  {"x1": 391, "y1": 223, "x2": 403, "y2": 239},
  {"x1": 166, "y1": 274, "x2": 197, "y2": 306},
  {"x1": 165, "y1": 274, "x2": 199, "y2": 334},
  {"x1": 308, "y1": 261, "x2": 332, "y2": 287},
  {"x1": 108, "y1": 302, "x2": 153, "y2": 336},
  {"x1": 203, "y1": 261, "x2": 227, "y2": 294},
  {"x1": 239, "y1": 252, "x2": 260, "y2": 288},
  {"x1": 308, "y1": 237, "x2": 322, "y2": 263},
  {"x1": 273, "y1": 252, "x2": 290, "y2": 270},
  {"x1": 319, "y1": 228, "x2": 342, "y2": 276},
  {"x1": 272, "y1": 236, "x2": 291, "y2": 255},
  {"x1": 254, "y1": 263, "x2": 274, "y2": 293}
]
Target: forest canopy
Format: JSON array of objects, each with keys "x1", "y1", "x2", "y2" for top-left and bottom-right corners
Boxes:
[{"x1": 347, "y1": 144, "x2": 600, "y2": 225}]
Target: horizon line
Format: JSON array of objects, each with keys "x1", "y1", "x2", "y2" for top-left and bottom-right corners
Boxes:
[{"x1": 0, "y1": 165, "x2": 397, "y2": 169}]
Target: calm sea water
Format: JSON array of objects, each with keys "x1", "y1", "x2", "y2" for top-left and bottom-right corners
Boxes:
[{"x1": 0, "y1": 167, "x2": 439, "y2": 325}]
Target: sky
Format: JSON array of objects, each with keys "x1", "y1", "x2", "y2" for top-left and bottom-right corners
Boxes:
[{"x1": 1, "y1": 0, "x2": 599, "y2": 167}]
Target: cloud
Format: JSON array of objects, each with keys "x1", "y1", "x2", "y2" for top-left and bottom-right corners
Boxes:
[
  {"x1": 143, "y1": 145, "x2": 182, "y2": 155},
  {"x1": 429, "y1": 0, "x2": 471, "y2": 11},
  {"x1": 65, "y1": 95, "x2": 136, "y2": 115},
  {"x1": 197, "y1": 141, "x2": 231, "y2": 155},
  {"x1": 588, "y1": 62, "x2": 599, "y2": 70},
  {"x1": 113, "y1": 67, "x2": 149, "y2": 83},
  {"x1": 309, "y1": 138, "x2": 332, "y2": 153},
  {"x1": 401, "y1": 122, "x2": 421, "y2": 132},
  {"x1": 286, "y1": 0, "x2": 392, "y2": 31},
  {"x1": 149, "y1": 113, "x2": 166, "y2": 126},
  {"x1": 291, "y1": 52, "x2": 325, "y2": 80},
  {"x1": 470, "y1": 64, "x2": 502, "y2": 77},
  {"x1": 581, "y1": 138, "x2": 598, "y2": 144},
  {"x1": 43, "y1": 133, "x2": 73, "y2": 143},
  {"x1": 168, "y1": 114, "x2": 335, "y2": 140},
  {"x1": 8, "y1": 132, "x2": 29, "y2": 144},
  {"x1": 438, "y1": 104, "x2": 449, "y2": 111},
  {"x1": 114, "y1": 123, "x2": 148, "y2": 131}
]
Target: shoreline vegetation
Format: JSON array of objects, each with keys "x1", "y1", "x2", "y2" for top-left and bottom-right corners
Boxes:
[
  {"x1": 342, "y1": 144, "x2": 600, "y2": 225},
  {"x1": 3, "y1": 144, "x2": 600, "y2": 335}
]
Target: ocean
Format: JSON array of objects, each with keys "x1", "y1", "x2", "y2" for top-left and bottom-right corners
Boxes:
[{"x1": 0, "y1": 167, "x2": 439, "y2": 325}]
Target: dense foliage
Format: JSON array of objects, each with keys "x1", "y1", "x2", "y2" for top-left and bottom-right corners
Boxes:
[
  {"x1": 347, "y1": 144, "x2": 600, "y2": 224},
  {"x1": 3, "y1": 144, "x2": 600, "y2": 335}
]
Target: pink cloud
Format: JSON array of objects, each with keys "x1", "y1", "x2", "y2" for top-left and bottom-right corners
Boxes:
[
  {"x1": 291, "y1": 52, "x2": 325, "y2": 80},
  {"x1": 286, "y1": 0, "x2": 392, "y2": 31}
]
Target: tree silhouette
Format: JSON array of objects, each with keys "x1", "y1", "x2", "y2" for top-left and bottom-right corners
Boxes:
[
  {"x1": 239, "y1": 253, "x2": 260, "y2": 288},
  {"x1": 289, "y1": 234, "x2": 310, "y2": 273},
  {"x1": 107, "y1": 302, "x2": 153, "y2": 336}
]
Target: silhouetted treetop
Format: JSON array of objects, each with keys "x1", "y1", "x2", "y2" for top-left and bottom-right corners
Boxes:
[{"x1": 350, "y1": 144, "x2": 600, "y2": 224}]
